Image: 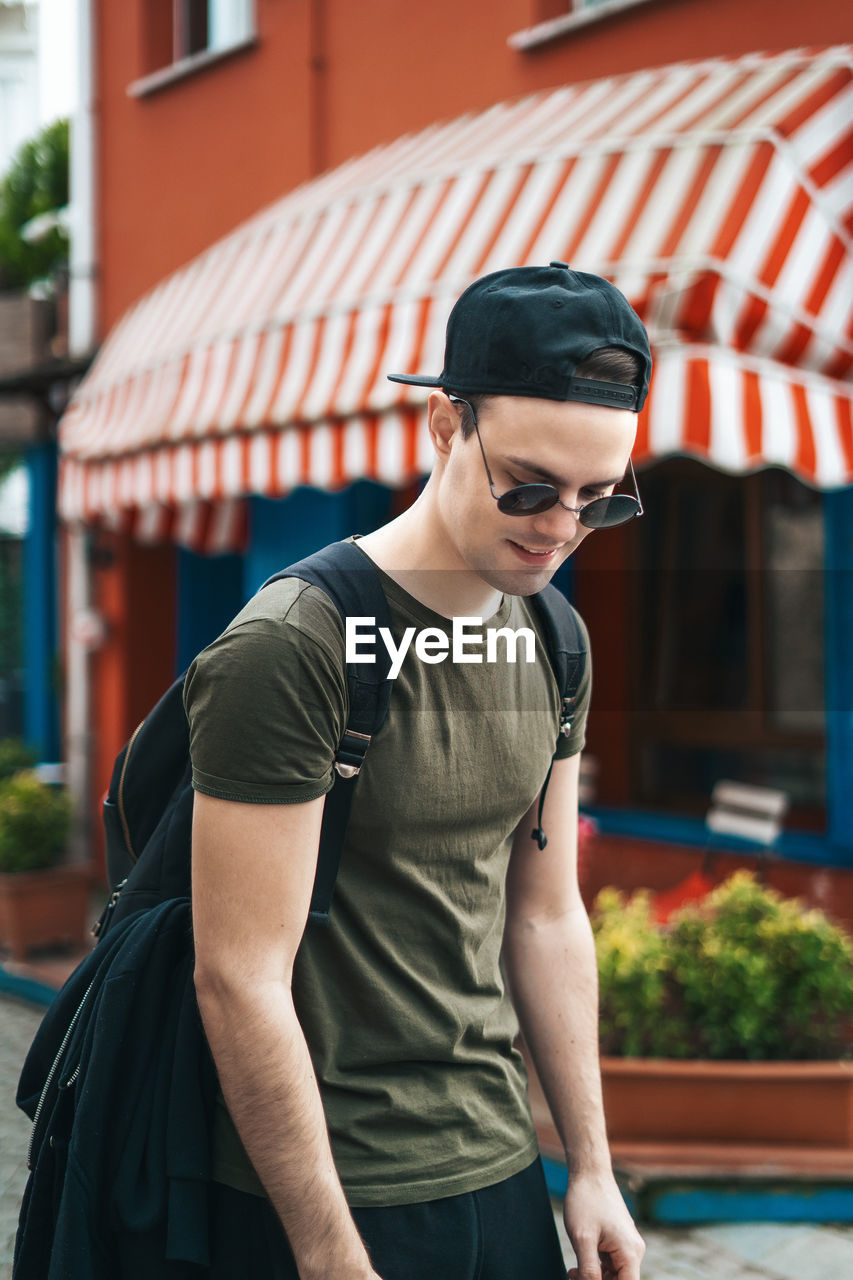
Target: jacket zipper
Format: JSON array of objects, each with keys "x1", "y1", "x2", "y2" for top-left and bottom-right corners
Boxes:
[{"x1": 27, "y1": 977, "x2": 96, "y2": 1169}]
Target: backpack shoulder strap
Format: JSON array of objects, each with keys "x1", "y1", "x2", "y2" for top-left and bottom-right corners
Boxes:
[
  {"x1": 100, "y1": 544, "x2": 393, "y2": 940},
  {"x1": 527, "y1": 583, "x2": 588, "y2": 851},
  {"x1": 264, "y1": 540, "x2": 394, "y2": 922},
  {"x1": 530, "y1": 582, "x2": 586, "y2": 740}
]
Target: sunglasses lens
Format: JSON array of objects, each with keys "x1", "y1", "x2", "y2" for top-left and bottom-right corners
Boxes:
[
  {"x1": 497, "y1": 485, "x2": 559, "y2": 516},
  {"x1": 579, "y1": 495, "x2": 640, "y2": 529}
]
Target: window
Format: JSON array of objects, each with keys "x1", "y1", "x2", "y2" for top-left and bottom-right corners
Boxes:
[
  {"x1": 173, "y1": 0, "x2": 254, "y2": 61},
  {"x1": 134, "y1": 0, "x2": 255, "y2": 94},
  {"x1": 626, "y1": 461, "x2": 826, "y2": 825}
]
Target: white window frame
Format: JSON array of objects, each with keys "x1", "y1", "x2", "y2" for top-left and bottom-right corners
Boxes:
[{"x1": 509, "y1": 0, "x2": 665, "y2": 53}]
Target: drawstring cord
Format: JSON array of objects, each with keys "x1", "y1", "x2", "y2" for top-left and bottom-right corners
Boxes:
[{"x1": 531, "y1": 759, "x2": 555, "y2": 850}]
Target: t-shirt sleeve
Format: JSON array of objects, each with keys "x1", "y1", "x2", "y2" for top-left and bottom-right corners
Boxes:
[
  {"x1": 554, "y1": 607, "x2": 592, "y2": 760},
  {"x1": 183, "y1": 582, "x2": 348, "y2": 804}
]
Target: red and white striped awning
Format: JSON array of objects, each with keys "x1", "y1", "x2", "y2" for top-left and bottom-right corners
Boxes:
[{"x1": 59, "y1": 45, "x2": 853, "y2": 552}]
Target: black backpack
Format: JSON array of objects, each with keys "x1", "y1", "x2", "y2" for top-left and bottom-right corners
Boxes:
[{"x1": 14, "y1": 538, "x2": 586, "y2": 1279}]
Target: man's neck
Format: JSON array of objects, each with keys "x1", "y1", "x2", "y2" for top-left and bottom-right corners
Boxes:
[{"x1": 356, "y1": 501, "x2": 503, "y2": 620}]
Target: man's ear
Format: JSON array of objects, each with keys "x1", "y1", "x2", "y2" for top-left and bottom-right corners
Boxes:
[{"x1": 427, "y1": 391, "x2": 461, "y2": 461}]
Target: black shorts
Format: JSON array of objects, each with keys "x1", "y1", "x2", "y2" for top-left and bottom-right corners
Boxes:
[{"x1": 116, "y1": 1157, "x2": 566, "y2": 1279}]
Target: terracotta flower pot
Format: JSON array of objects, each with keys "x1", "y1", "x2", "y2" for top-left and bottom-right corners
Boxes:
[
  {"x1": 0, "y1": 863, "x2": 93, "y2": 961},
  {"x1": 527, "y1": 1051, "x2": 853, "y2": 1174},
  {"x1": 600, "y1": 1056, "x2": 853, "y2": 1149}
]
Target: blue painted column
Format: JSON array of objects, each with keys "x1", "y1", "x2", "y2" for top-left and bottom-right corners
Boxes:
[
  {"x1": 175, "y1": 548, "x2": 244, "y2": 674},
  {"x1": 22, "y1": 440, "x2": 59, "y2": 760},
  {"x1": 824, "y1": 486, "x2": 853, "y2": 860},
  {"x1": 244, "y1": 483, "x2": 393, "y2": 597},
  {"x1": 175, "y1": 484, "x2": 396, "y2": 675}
]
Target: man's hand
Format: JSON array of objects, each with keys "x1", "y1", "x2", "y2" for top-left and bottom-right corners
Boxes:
[{"x1": 563, "y1": 1169, "x2": 645, "y2": 1280}]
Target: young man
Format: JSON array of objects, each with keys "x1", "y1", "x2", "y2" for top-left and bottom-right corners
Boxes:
[{"x1": 186, "y1": 262, "x2": 650, "y2": 1279}]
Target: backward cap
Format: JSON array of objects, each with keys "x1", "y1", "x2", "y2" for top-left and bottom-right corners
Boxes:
[{"x1": 388, "y1": 262, "x2": 651, "y2": 411}]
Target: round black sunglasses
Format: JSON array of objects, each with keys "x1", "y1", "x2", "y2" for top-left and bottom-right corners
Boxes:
[{"x1": 450, "y1": 396, "x2": 644, "y2": 529}]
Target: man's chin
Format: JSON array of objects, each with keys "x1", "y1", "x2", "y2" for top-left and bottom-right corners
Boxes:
[{"x1": 475, "y1": 563, "x2": 561, "y2": 598}]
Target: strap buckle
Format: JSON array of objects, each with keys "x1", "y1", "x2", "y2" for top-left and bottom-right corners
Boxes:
[{"x1": 334, "y1": 729, "x2": 372, "y2": 779}]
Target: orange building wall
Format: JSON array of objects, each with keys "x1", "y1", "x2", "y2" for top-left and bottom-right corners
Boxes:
[
  {"x1": 96, "y1": 0, "x2": 849, "y2": 329},
  {"x1": 96, "y1": 0, "x2": 316, "y2": 327},
  {"x1": 89, "y1": 535, "x2": 176, "y2": 871},
  {"x1": 322, "y1": 0, "x2": 848, "y2": 164}
]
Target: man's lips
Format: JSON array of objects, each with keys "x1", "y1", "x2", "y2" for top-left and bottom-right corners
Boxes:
[{"x1": 507, "y1": 540, "x2": 562, "y2": 564}]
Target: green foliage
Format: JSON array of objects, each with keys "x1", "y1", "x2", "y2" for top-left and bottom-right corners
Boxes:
[
  {"x1": 591, "y1": 888, "x2": 690, "y2": 1058},
  {"x1": 0, "y1": 739, "x2": 37, "y2": 782},
  {"x1": 0, "y1": 452, "x2": 21, "y2": 484},
  {"x1": 592, "y1": 872, "x2": 853, "y2": 1061},
  {"x1": 0, "y1": 118, "x2": 69, "y2": 291},
  {"x1": 0, "y1": 770, "x2": 72, "y2": 873}
]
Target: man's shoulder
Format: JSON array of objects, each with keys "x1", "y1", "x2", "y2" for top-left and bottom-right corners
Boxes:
[{"x1": 224, "y1": 577, "x2": 346, "y2": 649}]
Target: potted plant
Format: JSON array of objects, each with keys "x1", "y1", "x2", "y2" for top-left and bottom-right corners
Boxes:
[
  {"x1": 0, "y1": 745, "x2": 90, "y2": 961},
  {"x1": 590, "y1": 872, "x2": 853, "y2": 1151},
  {"x1": 528, "y1": 872, "x2": 853, "y2": 1160}
]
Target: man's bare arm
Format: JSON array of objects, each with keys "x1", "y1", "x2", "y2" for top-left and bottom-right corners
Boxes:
[
  {"x1": 503, "y1": 754, "x2": 644, "y2": 1280},
  {"x1": 192, "y1": 791, "x2": 381, "y2": 1280}
]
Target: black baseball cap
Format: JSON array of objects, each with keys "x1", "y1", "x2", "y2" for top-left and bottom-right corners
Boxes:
[{"x1": 388, "y1": 262, "x2": 651, "y2": 411}]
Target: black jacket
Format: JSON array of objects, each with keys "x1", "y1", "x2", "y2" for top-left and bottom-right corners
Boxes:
[{"x1": 15, "y1": 898, "x2": 216, "y2": 1279}]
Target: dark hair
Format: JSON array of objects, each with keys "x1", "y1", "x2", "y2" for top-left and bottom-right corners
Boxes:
[
  {"x1": 450, "y1": 346, "x2": 643, "y2": 439},
  {"x1": 450, "y1": 393, "x2": 491, "y2": 440},
  {"x1": 574, "y1": 345, "x2": 642, "y2": 386}
]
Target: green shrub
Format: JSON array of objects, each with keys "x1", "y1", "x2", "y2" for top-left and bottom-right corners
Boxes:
[
  {"x1": 592, "y1": 888, "x2": 690, "y2": 1058},
  {"x1": 0, "y1": 739, "x2": 38, "y2": 782},
  {"x1": 592, "y1": 872, "x2": 853, "y2": 1061},
  {"x1": 0, "y1": 118, "x2": 69, "y2": 290},
  {"x1": 0, "y1": 771, "x2": 72, "y2": 873}
]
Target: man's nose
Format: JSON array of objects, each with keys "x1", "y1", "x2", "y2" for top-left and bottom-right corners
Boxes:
[{"x1": 528, "y1": 501, "x2": 582, "y2": 542}]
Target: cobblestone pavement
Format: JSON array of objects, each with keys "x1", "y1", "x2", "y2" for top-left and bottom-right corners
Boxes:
[
  {"x1": 0, "y1": 997, "x2": 42, "y2": 1280},
  {"x1": 554, "y1": 1214, "x2": 853, "y2": 1279},
  {"x1": 3, "y1": 992, "x2": 853, "y2": 1279}
]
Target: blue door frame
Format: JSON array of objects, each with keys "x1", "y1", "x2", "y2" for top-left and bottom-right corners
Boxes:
[
  {"x1": 23, "y1": 441, "x2": 59, "y2": 760},
  {"x1": 824, "y1": 486, "x2": 853, "y2": 859}
]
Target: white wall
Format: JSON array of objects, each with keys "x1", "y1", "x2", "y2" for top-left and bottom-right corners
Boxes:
[
  {"x1": 38, "y1": 0, "x2": 76, "y2": 124},
  {"x1": 0, "y1": 2, "x2": 39, "y2": 174}
]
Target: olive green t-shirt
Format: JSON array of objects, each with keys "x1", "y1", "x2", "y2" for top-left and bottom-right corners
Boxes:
[{"x1": 183, "y1": 552, "x2": 591, "y2": 1208}]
